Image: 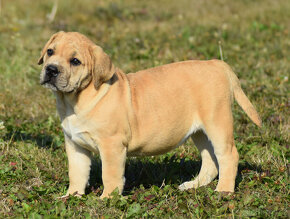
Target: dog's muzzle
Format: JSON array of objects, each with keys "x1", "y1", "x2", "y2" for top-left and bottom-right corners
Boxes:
[{"x1": 41, "y1": 64, "x2": 59, "y2": 85}]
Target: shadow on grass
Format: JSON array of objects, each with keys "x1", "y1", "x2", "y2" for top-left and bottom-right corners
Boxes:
[
  {"x1": 4, "y1": 129, "x2": 61, "y2": 150},
  {"x1": 87, "y1": 156, "x2": 264, "y2": 195},
  {"x1": 87, "y1": 155, "x2": 201, "y2": 195},
  {"x1": 236, "y1": 161, "x2": 263, "y2": 186}
]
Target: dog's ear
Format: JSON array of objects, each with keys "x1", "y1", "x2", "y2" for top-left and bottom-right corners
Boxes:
[
  {"x1": 89, "y1": 45, "x2": 115, "y2": 90},
  {"x1": 38, "y1": 31, "x2": 64, "y2": 65}
]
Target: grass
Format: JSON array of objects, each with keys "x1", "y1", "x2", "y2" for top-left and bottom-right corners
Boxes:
[{"x1": 0, "y1": 0, "x2": 289, "y2": 217}]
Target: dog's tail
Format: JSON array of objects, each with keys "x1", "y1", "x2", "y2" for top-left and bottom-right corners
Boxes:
[{"x1": 224, "y1": 62, "x2": 262, "y2": 127}]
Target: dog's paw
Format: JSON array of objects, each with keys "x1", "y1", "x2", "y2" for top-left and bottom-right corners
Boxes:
[
  {"x1": 178, "y1": 181, "x2": 198, "y2": 191},
  {"x1": 57, "y1": 195, "x2": 70, "y2": 200},
  {"x1": 57, "y1": 192, "x2": 83, "y2": 199},
  {"x1": 100, "y1": 192, "x2": 113, "y2": 199}
]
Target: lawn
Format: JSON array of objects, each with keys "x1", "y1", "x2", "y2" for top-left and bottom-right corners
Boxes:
[{"x1": 0, "y1": 0, "x2": 289, "y2": 218}]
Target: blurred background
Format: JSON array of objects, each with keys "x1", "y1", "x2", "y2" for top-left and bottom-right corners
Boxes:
[{"x1": 0, "y1": 0, "x2": 289, "y2": 217}]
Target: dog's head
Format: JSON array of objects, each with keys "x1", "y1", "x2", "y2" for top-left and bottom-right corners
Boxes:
[{"x1": 38, "y1": 31, "x2": 115, "y2": 92}]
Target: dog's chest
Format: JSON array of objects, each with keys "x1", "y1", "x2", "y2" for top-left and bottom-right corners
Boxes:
[{"x1": 61, "y1": 114, "x2": 96, "y2": 149}]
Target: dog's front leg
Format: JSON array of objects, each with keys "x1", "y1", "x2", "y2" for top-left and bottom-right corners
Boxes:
[
  {"x1": 63, "y1": 135, "x2": 92, "y2": 197},
  {"x1": 99, "y1": 140, "x2": 127, "y2": 199}
]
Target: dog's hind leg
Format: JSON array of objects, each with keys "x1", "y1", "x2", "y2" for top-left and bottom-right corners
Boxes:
[
  {"x1": 179, "y1": 130, "x2": 218, "y2": 191},
  {"x1": 204, "y1": 106, "x2": 239, "y2": 193}
]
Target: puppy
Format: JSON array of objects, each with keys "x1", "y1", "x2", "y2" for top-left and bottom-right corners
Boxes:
[{"x1": 38, "y1": 31, "x2": 261, "y2": 198}]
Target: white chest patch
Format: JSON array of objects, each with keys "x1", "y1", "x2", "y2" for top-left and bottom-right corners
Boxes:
[
  {"x1": 177, "y1": 122, "x2": 202, "y2": 146},
  {"x1": 61, "y1": 114, "x2": 96, "y2": 150}
]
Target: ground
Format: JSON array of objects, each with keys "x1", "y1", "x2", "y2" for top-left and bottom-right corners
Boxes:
[{"x1": 0, "y1": 0, "x2": 289, "y2": 218}]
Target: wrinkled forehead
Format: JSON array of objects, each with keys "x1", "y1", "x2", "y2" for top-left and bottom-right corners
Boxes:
[{"x1": 50, "y1": 33, "x2": 93, "y2": 57}]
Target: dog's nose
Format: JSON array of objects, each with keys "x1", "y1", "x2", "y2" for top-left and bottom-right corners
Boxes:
[{"x1": 45, "y1": 64, "x2": 59, "y2": 77}]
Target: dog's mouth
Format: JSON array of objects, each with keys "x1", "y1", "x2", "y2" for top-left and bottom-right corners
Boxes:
[
  {"x1": 40, "y1": 76, "x2": 55, "y2": 85},
  {"x1": 40, "y1": 64, "x2": 62, "y2": 87},
  {"x1": 40, "y1": 73, "x2": 75, "y2": 93},
  {"x1": 40, "y1": 79, "x2": 58, "y2": 92}
]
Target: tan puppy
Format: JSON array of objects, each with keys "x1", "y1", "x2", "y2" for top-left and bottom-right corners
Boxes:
[{"x1": 38, "y1": 31, "x2": 261, "y2": 198}]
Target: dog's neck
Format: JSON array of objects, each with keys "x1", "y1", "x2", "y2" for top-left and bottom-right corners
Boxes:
[{"x1": 54, "y1": 78, "x2": 113, "y2": 120}]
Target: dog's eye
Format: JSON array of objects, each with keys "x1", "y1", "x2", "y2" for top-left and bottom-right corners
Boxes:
[
  {"x1": 47, "y1": 49, "x2": 54, "y2": 56},
  {"x1": 70, "y1": 58, "x2": 81, "y2": 66}
]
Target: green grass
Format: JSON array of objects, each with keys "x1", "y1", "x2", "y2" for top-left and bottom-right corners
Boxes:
[{"x1": 0, "y1": 0, "x2": 289, "y2": 217}]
